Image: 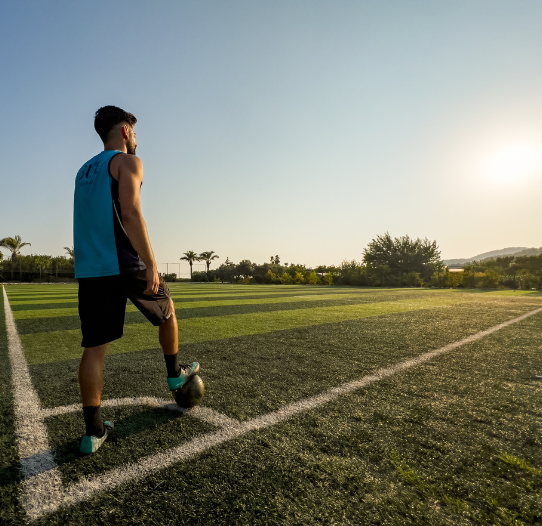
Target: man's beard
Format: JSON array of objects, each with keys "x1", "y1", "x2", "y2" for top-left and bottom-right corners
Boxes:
[{"x1": 127, "y1": 140, "x2": 137, "y2": 155}]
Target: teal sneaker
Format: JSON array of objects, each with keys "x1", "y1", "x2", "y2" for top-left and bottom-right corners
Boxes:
[
  {"x1": 167, "y1": 362, "x2": 200, "y2": 391},
  {"x1": 80, "y1": 421, "x2": 114, "y2": 454}
]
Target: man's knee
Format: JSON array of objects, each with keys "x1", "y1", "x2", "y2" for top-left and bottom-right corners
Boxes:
[
  {"x1": 166, "y1": 299, "x2": 176, "y2": 322},
  {"x1": 82, "y1": 344, "x2": 108, "y2": 361}
]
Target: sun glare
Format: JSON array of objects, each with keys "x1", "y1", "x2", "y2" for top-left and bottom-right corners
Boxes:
[{"x1": 486, "y1": 144, "x2": 541, "y2": 182}]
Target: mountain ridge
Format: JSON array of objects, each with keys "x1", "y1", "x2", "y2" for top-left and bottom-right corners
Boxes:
[{"x1": 444, "y1": 247, "x2": 542, "y2": 266}]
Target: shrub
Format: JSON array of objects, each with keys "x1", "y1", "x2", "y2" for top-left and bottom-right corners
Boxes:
[
  {"x1": 263, "y1": 269, "x2": 281, "y2": 284},
  {"x1": 281, "y1": 272, "x2": 293, "y2": 284},
  {"x1": 430, "y1": 271, "x2": 447, "y2": 287},
  {"x1": 518, "y1": 271, "x2": 540, "y2": 289},
  {"x1": 322, "y1": 272, "x2": 334, "y2": 285},
  {"x1": 402, "y1": 271, "x2": 424, "y2": 287},
  {"x1": 480, "y1": 269, "x2": 500, "y2": 289},
  {"x1": 446, "y1": 271, "x2": 463, "y2": 288},
  {"x1": 307, "y1": 271, "x2": 319, "y2": 285}
]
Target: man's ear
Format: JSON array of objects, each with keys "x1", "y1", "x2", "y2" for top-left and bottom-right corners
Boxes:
[{"x1": 121, "y1": 125, "x2": 129, "y2": 140}]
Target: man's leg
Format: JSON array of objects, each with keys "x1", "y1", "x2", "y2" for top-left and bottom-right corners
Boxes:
[
  {"x1": 159, "y1": 300, "x2": 178, "y2": 357},
  {"x1": 79, "y1": 343, "x2": 108, "y2": 407},
  {"x1": 79, "y1": 343, "x2": 109, "y2": 441},
  {"x1": 160, "y1": 301, "x2": 180, "y2": 377},
  {"x1": 77, "y1": 275, "x2": 124, "y2": 453},
  {"x1": 127, "y1": 275, "x2": 199, "y2": 389},
  {"x1": 159, "y1": 299, "x2": 199, "y2": 387}
]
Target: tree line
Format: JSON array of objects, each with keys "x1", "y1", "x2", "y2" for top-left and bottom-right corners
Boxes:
[
  {"x1": 2, "y1": 232, "x2": 542, "y2": 289},
  {"x1": 183, "y1": 233, "x2": 542, "y2": 290},
  {"x1": 0, "y1": 236, "x2": 74, "y2": 282}
]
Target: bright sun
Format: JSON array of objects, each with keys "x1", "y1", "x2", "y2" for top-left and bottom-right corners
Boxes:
[{"x1": 486, "y1": 144, "x2": 541, "y2": 182}]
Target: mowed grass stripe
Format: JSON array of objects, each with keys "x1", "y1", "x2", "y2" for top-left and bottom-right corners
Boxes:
[
  {"x1": 7, "y1": 292, "x2": 354, "y2": 311},
  {"x1": 15, "y1": 295, "x2": 427, "y2": 336},
  {"x1": 21, "y1": 297, "x2": 458, "y2": 365},
  {"x1": 11, "y1": 291, "x2": 406, "y2": 320},
  {"x1": 6, "y1": 289, "x2": 354, "y2": 306},
  {"x1": 5, "y1": 284, "x2": 424, "y2": 305},
  {"x1": 4, "y1": 289, "x2": 78, "y2": 297},
  {"x1": 8, "y1": 290, "x2": 389, "y2": 313}
]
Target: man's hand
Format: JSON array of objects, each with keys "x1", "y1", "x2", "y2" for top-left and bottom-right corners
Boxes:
[{"x1": 144, "y1": 266, "x2": 160, "y2": 295}]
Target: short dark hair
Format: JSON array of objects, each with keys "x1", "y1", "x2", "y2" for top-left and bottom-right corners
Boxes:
[{"x1": 94, "y1": 106, "x2": 137, "y2": 142}]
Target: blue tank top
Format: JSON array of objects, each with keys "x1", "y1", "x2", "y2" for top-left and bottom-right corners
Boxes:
[{"x1": 73, "y1": 150, "x2": 145, "y2": 278}]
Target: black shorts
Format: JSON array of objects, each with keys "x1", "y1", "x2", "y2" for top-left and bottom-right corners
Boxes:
[{"x1": 78, "y1": 270, "x2": 173, "y2": 348}]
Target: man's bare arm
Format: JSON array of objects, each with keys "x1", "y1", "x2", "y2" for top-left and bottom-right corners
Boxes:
[{"x1": 116, "y1": 154, "x2": 159, "y2": 295}]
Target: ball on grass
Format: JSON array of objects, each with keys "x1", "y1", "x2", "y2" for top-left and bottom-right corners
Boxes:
[{"x1": 173, "y1": 375, "x2": 205, "y2": 408}]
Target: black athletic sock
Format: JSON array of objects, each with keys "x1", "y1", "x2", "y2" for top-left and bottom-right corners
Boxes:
[
  {"x1": 164, "y1": 353, "x2": 180, "y2": 378},
  {"x1": 83, "y1": 406, "x2": 105, "y2": 437}
]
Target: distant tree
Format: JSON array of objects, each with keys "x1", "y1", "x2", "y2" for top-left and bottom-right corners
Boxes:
[
  {"x1": 363, "y1": 232, "x2": 442, "y2": 281},
  {"x1": 199, "y1": 251, "x2": 219, "y2": 273},
  {"x1": 307, "y1": 271, "x2": 319, "y2": 285},
  {"x1": 281, "y1": 272, "x2": 293, "y2": 284},
  {"x1": 34, "y1": 255, "x2": 52, "y2": 281},
  {"x1": 338, "y1": 260, "x2": 368, "y2": 286},
  {"x1": 322, "y1": 272, "x2": 334, "y2": 285},
  {"x1": 435, "y1": 261, "x2": 446, "y2": 286},
  {"x1": 446, "y1": 271, "x2": 463, "y2": 288},
  {"x1": 274, "y1": 255, "x2": 280, "y2": 265},
  {"x1": 480, "y1": 268, "x2": 500, "y2": 289},
  {"x1": 217, "y1": 257, "x2": 237, "y2": 283},
  {"x1": 0, "y1": 235, "x2": 31, "y2": 280},
  {"x1": 518, "y1": 270, "x2": 540, "y2": 289},
  {"x1": 64, "y1": 246, "x2": 74, "y2": 259},
  {"x1": 237, "y1": 260, "x2": 254, "y2": 279},
  {"x1": 180, "y1": 250, "x2": 201, "y2": 279}
]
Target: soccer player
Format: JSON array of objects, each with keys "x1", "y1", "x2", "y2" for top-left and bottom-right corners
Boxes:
[{"x1": 73, "y1": 106, "x2": 199, "y2": 454}]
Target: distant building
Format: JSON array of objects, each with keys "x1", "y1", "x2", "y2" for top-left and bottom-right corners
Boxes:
[{"x1": 447, "y1": 265, "x2": 464, "y2": 273}]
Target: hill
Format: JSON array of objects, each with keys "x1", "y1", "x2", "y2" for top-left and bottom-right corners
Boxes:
[{"x1": 444, "y1": 247, "x2": 542, "y2": 266}]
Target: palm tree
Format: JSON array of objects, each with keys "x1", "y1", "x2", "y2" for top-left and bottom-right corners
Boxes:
[
  {"x1": 64, "y1": 246, "x2": 75, "y2": 259},
  {"x1": 0, "y1": 235, "x2": 31, "y2": 280},
  {"x1": 180, "y1": 250, "x2": 201, "y2": 279},
  {"x1": 199, "y1": 251, "x2": 219, "y2": 273}
]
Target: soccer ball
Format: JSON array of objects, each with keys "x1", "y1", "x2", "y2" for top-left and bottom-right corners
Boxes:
[{"x1": 173, "y1": 375, "x2": 205, "y2": 408}]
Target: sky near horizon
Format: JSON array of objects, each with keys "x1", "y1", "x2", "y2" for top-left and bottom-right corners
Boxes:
[{"x1": 1, "y1": 1, "x2": 542, "y2": 275}]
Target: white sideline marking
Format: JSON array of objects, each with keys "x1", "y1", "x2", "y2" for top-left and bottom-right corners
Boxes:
[
  {"x1": 3, "y1": 287, "x2": 65, "y2": 516},
  {"x1": 3, "y1": 286, "x2": 542, "y2": 521}
]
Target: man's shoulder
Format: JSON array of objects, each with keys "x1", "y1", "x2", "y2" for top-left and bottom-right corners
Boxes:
[
  {"x1": 110, "y1": 153, "x2": 143, "y2": 182},
  {"x1": 113, "y1": 153, "x2": 143, "y2": 173}
]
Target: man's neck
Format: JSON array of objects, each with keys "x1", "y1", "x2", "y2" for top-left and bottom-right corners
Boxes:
[{"x1": 103, "y1": 141, "x2": 127, "y2": 153}]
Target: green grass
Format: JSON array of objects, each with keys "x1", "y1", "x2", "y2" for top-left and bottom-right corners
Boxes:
[{"x1": 2, "y1": 284, "x2": 542, "y2": 525}]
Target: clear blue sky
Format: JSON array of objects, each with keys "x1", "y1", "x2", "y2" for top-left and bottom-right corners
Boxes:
[{"x1": 2, "y1": 1, "x2": 542, "y2": 274}]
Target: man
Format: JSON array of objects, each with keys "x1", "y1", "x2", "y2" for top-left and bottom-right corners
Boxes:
[{"x1": 74, "y1": 106, "x2": 199, "y2": 454}]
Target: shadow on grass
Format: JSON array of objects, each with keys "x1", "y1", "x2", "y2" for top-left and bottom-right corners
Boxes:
[
  {"x1": 50, "y1": 407, "x2": 189, "y2": 469},
  {"x1": 0, "y1": 464, "x2": 21, "y2": 489}
]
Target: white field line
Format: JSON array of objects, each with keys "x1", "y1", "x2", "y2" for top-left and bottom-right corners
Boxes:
[
  {"x1": 4, "y1": 286, "x2": 542, "y2": 521},
  {"x1": 3, "y1": 287, "x2": 66, "y2": 517}
]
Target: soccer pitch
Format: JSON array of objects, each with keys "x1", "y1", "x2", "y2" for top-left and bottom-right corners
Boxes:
[{"x1": 2, "y1": 284, "x2": 542, "y2": 525}]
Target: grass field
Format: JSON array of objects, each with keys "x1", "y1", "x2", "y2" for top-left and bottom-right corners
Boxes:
[{"x1": 2, "y1": 284, "x2": 542, "y2": 525}]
